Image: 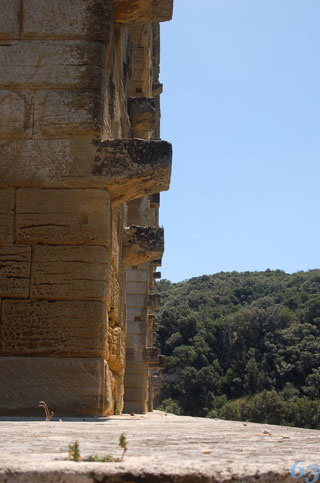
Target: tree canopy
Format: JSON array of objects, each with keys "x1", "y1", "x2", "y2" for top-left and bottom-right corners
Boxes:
[{"x1": 155, "y1": 270, "x2": 320, "y2": 428}]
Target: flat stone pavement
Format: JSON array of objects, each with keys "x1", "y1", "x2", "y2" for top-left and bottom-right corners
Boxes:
[{"x1": 0, "y1": 411, "x2": 319, "y2": 482}]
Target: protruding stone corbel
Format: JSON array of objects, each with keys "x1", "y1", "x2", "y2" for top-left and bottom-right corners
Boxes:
[
  {"x1": 151, "y1": 375, "x2": 161, "y2": 387},
  {"x1": 145, "y1": 347, "x2": 160, "y2": 364},
  {"x1": 148, "y1": 293, "x2": 160, "y2": 309},
  {"x1": 123, "y1": 226, "x2": 164, "y2": 266},
  {"x1": 152, "y1": 82, "x2": 163, "y2": 96},
  {"x1": 128, "y1": 97, "x2": 156, "y2": 137},
  {"x1": 149, "y1": 193, "x2": 160, "y2": 208},
  {"x1": 93, "y1": 139, "x2": 172, "y2": 204},
  {"x1": 148, "y1": 353, "x2": 165, "y2": 370},
  {"x1": 113, "y1": 0, "x2": 174, "y2": 24},
  {"x1": 150, "y1": 258, "x2": 162, "y2": 268}
]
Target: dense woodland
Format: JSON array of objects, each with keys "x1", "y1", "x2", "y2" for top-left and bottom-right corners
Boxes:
[{"x1": 155, "y1": 270, "x2": 320, "y2": 428}]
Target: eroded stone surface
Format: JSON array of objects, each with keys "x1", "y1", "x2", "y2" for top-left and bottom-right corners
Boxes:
[
  {"x1": 108, "y1": 326, "x2": 125, "y2": 373},
  {"x1": 0, "y1": 41, "x2": 105, "y2": 90},
  {"x1": 23, "y1": 0, "x2": 113, "y2": 41},
  {"x1": 0, "y1": 246, "x2": 31, "y2": 298},
  {"x1": 123, "y1": 225, "x2": 164, "y2": 266},
  {"x1": 16, "y1": 188, "x2": 112, "y2": 246},
  {"x1": 0, "y1": 300, "x2": 108, "y2": 357},
  {"x1": 30, "y1": 245, "x2": 109, "y2": 301},
  {"x1": 33, "y1": 90, "x2": 103, "y2": 138},
  {"x1": 113, "y1": 0, "x2": 174, "y2": 24}
]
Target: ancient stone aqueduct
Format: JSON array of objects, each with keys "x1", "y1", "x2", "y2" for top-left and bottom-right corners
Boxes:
[{"x1": 0, "y1": 0, "x2": 173, "y2": 416}]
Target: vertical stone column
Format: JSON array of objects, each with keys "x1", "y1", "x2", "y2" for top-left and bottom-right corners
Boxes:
[{"x1": 123, "y1": 12, "x2": 169, "y2": 413}]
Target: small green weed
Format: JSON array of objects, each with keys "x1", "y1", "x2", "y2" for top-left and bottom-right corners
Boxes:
[
  {"x1": 119, "y1": 433, "x2": 128, "y2": 462},
  {"x1": 68, "y1": 440, "x2": 82, "y2": 461},
  {"x1": 68, "y1": 434, "x2": 128, "y2": 463},
  {"x1": 87, "y1": 454, "x2": 113, "y2": 462}
]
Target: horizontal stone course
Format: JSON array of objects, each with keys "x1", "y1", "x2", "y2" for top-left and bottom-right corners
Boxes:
[
  {"x1": 15, "y1": 188, "x2": 111, "y2": 246},
  {"x1": 0, "y1": 300, "x2": 108, "y2": 357},
  {"x1": 22, "y1": 0, "x2": 113, "y2": 41},
  {"x1": 0, "y1": 139, "x2": 172, "y2": 205},
  {"x1": 30, "y1": 245, "x2": 109, "y2": 301},
  {"x1": 0, "y1": 357, "x2": 112, "y2": 415},
  {"x1": 33, "y1": 90, "x2": 103, "y2": 138},
  {"x1": 0, "y1": 41, "x2": 105, "y2": 89}
]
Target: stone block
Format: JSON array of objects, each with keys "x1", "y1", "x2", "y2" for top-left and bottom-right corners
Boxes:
[
  {"x1": 0, "y1": 357, "x2": 112, "y2": 416},
  {"x1": 124, "y1": 361, "x2": 148, "y2": 375},
  {"x1": 124, "y1": 374, "x2": 148, "y2": 388},
  {"x1": 0, "y1": 90, "x2": 33, "y2": 139},
  {"x1": 108, "y1": 326, "x2": 125, "y2": 373},
  {"x1": 0, "y1": 139, "x2": 172, "y2": 205},
  {"x1": 30, "y1": 245, "x2": 109, "y2": 301},
  {"x1": 126, "y1": 307, "x2": 144, "y2": 322},
  {"x1": 126, "y1": 281, "x2": 148, "y2": 295},
  {"x1": 127, "y1": 320, "x2": 147, "y2": 335},
  {"x1": 128, "y1": 96, "x2": 156, "y2": 136},
  {"x1": 0, "y1": 0, "x2": 20, "y2": 39},
  {"x1": 123, "y1": 400, "x2": 148, "y2": 414},
  {"x1": 0, "y1": 246, "x2": 31, "y2": 298},
  {"x1": 123, "y1": 226, "x2": 164, "y2": 266},
  {"x1": 23, "y1": 0, "x2": 113, "y2": 41},
  {"x1": 16, "y1": 188, "x2": 111, "y2": 246},
  {"x1": 124, "y1": 387, "x2": 148, "y2": 401},
  {"x1": 126, "y1": 268, "x2": 148, "y2": 282},
  {"x1": 0, "y1": 300, "x2": 108, "y2": 357},
  {"x1": 126, "y1": 294, "x2": 147, "y2": 308},
  {"x1": 148, "y1": 293, "x2": 161, "y2": 309},
  {"x1": 149, "y1": 192, "x2": 160, "y2": 206},
  {"x1": 113, "y1": 0, "x2": 173, "y2": 24},
  {"x1": 0, "y1": 189, "x2": 15, "y2": 245},
  {"x1": 0, "y1": 41, "x2": 105, "y2": 89},
  {"x1": 126, "y1": 333, "x2": 147, "y2": 351},
  {"x1": 145, "y1": 347, "x2": 160, "y2": 364},
  {"x1": 34, "y1": 90, "x2": 103, "y2": 138}
]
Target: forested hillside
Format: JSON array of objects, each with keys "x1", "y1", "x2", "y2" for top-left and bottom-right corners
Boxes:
[{"x1": 155, "y1": 270, "x2": 320, "y2": 428}]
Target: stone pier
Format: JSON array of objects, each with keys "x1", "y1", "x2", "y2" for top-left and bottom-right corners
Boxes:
[{"x1": 0, "y1": 0, "x2": 173, "y2": 416}]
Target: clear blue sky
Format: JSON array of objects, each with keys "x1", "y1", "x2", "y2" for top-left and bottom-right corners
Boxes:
[{"x1": 159, "y1": 0, "x2": 320, "y2": 283}]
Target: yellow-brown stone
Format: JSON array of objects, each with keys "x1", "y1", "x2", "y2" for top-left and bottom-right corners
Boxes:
[
  {"x1": 16, "y1": 188, "x2": 112, "y2": 246},
  {"x1": 30, "y1": 245, "x2": 109, "y2": 301},
  {"x1": 0, "y1": 300, "x2": 108, "y2": 358}
]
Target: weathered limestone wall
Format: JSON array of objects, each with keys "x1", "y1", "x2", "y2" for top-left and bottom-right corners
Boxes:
[{"x1": 0, "y1": 0, "x2": 173, "y2": 416}]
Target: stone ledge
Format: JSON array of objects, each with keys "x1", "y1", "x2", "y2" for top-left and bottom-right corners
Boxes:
[
  {"x1": 123, "y1": 225, "x2": 164, "y2": 266},
  {"x1": 0, "y1": 412, "x2": 318, "y2": 482},
  {"x1": 0, "y1": 138, "x2": 172, "y2": 205},
  {"x1": 113, "y1": 0, "x2": 173, "y2": 25}
]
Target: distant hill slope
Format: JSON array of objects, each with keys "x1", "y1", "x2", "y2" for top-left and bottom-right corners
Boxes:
[{"x1": 155, "y1": 270, "x2": 320, "y2": 428}]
